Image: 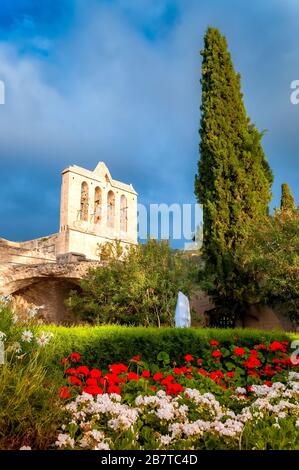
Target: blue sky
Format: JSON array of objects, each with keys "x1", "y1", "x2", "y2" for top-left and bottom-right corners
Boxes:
[{"x1": 0, "y1": 0, "x2": 299, "y2": 246}]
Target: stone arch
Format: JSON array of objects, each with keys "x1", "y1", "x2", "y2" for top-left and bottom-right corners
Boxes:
[
  {"x1": 120, "y1": 195, "x2": 128, "y2": 232},
  {"x1": 94, "y1": 186, "x2": 102, "y2": 224},
  {"x1": 107, "y1": 190, "x2": 115, "y2": 228},
  {"x1": 13, "y1": 277, "x2": 81, "y2": 324},
  {"x1": 80, "y1": 181, "x2": 89, "y2": 221}
]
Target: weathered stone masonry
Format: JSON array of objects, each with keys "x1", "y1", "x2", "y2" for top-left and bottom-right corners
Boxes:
[{"x1": 0, "y1": 162, "x2": 138, "y2": 322}]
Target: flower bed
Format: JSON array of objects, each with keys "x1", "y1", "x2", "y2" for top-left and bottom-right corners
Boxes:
[
  {"x1": 59, "y1": 340, "x2": 299, "y2": 400},
  {"x1": 54, "y1": 340, "x2": 299, "y2": 450},
  {"x1": 1, "y1": 298, "x2": 298, "y2": 451},
  {"x1": 55, "y1": 373, "x2": 299, "y2": 450}
]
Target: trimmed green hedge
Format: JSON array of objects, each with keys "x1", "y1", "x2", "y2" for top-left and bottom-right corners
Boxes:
[{"x1": 41, "y1": 325, "x2": 297, "y2": 371}]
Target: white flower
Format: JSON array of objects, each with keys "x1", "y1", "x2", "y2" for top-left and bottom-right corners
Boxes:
[
  {"x1": 94, "y1": 442, "x2": 110, "y2": 450},
  {"x1": 20, "y1": 446, "x2": 31, "y2": 450},
  {"x1": 55, "y1": 433, "x2": 75, "y2": 449},
  {"x1": 54, "y1": 381, "x2": 299, "y2": 450},
  {"x1": 90, "y1": 429, "x2": 105, "y2": 442},
  {"x1": 36, "y1": 332, "x2": 52, "y2": 347},
  {"x1": 235, "y1": 387, "x2": 247, "y2": 395},
  {"x1": 21, "y1": 330, "x2": 33, "y2": 343},
  {"x1": 160, "y1": 435, "x2": 172, "y2": 446},
  {"x1": 12, "y1": 342, "x2": 22, "y2": 353},
  {"x1": 288, "y1": 372, "x2": 299, "y2": 381}
]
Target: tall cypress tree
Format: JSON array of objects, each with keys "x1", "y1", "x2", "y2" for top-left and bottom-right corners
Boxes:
[
  {"x1": 195, "y1": 27, "x2": 273, "y2": 301},
  {"x1": 280, "y1": 183, "x2": 296, "y2": 212}
]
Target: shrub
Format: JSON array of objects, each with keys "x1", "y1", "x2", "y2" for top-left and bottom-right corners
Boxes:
[
  {"x1": 67, "y1": 239, "x2": 197, "y2": 326},
  {"x1": 42, "y1": 324, "x2": 295, "y2": 372}
]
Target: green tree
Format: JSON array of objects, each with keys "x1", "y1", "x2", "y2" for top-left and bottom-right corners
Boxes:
[
  {"x1": 195, "y1": 27, "x2": 273, "y2": 309},
  {"x1": 237, "y1": 210, "x2": 299, "y2": 324},
  {"x1": 67, "y1": 239, "x2": 197, "y2": 327},
  {"x1": 280, "y1": 183, "x2": 296, "y2": 212}
]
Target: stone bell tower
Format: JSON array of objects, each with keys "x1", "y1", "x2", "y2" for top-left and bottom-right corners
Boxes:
[{"x1": 57, "y1": 162, "x2": 138, "y2": 260}]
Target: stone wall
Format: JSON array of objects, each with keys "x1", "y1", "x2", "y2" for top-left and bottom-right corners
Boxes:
[
  {"x1": 0, "y1": 237, "x2": 57, "y2": 265},
  {"x1": 239, "y1": 304, "x2": 296, "y2": 331},
  {"x1": 190, "y1": 290, "x2": 297, "y2": 331}
]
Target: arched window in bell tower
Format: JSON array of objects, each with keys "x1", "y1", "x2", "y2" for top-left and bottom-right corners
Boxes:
[
  {"x1": 94, "y1": 187, "x2": 102, "y2": 224},
  {"x1": 107, "y1": 190, "x2": 115, "y2": 228},
  {"x1": 80, "y1": 182, "x2": 89, "y2": 221},
  {"x1": 120, "y1": 195, "x2": 128, "y2": 232}
]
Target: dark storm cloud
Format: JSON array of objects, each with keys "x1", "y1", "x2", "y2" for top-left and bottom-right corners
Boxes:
[{"x1": 0, "y1": 0, "x2": 298, "y2": 243}]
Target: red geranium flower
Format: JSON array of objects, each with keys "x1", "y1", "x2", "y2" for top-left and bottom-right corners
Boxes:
[
  {"x1": 76, "y1": 366, "x2": 89, "y2": 377},
  {"x1": 89, "y1": 369, "x2": 102, "y2": 379},
  {"x1": 65, "y1": 367, "x2": 77, "y2": 376},
  {"x1": 234, "y1": 347, "x2": 246, "y2": 357},
  {"x1": 142, "y1": 370, "x2": 151, "y2": 378},
  {"x1": 70, "y1": 352, "x2": 81, "y2": 363},
  {"x1": 174, "y1": 367, "x2": 183, "y2": 375},
  {"x1": 105, "y1": 373, "x2": 123, "y2": 384},
  {"x1": 264, "y1": 381, "x2": 272, "y2": 387},
  {"x1": 86, "y1": 378, "x2": 98, "y2": 386},
  {"x1": 210, "y1": 371, "x2": 219, "y2": 381},
  {"x1": 247, "y1": 370, "x2": 260, "y2": 378},
  {"x1": 269, "y1": 341, "x2": 286, "y2": 352},
  {"x1": 61, "y1": 358, "x2": 69, "y2": 365},
  {"x1": 130, "y1": 355, "x2": 141, "y2": 363},
  {"x1": 161, "y1": 375, "x2": 175, "y2": 385},
  {"x1": 227, "y1": 371, "x2": 235, "y2": 378},
  {"x1": 184, "y1": 354, "x2": 194, "y2": 362},
  {"x1": 215, "y1": 370, "x2": 224, "y2": 378},
  {"x1": 255, "y1": 344, "x2": 266, "y2": 350},
  {"x1": 69, "y1": 376, "x2": 83, "y2": 387},
  {"x1": 244, "y1": 357, "x2": 261, "y2": 368},
  {"x1": 212, "y1": 350, "x2": 222, "y2": 358},
  {"x1": 261, "y1": 366, "x2": 276, "y2": 377},
  {"x1": 59, "y1": 386, "x2": 71, "y2": 399},
  {"x1": 166, "y1": 383, "x2": 184, "y2": 396},
  {"x1": 210, "y1": 340, "x2": 219, "y2": 346},
  {"x1": 153, "y1": 373, "x2": 163, "y2": 381},
  {"x1": 109, "y1": 364, "x2": 128, "y2": 375},
  {"x1": 198, "y1": 367, "x2": 208, "y2": 377},
  {"x1": 127, "y1": 372, "x2": 139, "y2": 381},
  {"x1": 107, "y1": 384, "x2": 121, "y2": 395},
  {"x1": 82, "y1": 385, "x2": 103, "y2": 396}
]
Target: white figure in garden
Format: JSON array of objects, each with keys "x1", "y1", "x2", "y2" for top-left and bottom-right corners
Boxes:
[{"x1": 175, "y1": 291, "x2": 191, "y2": 328}]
